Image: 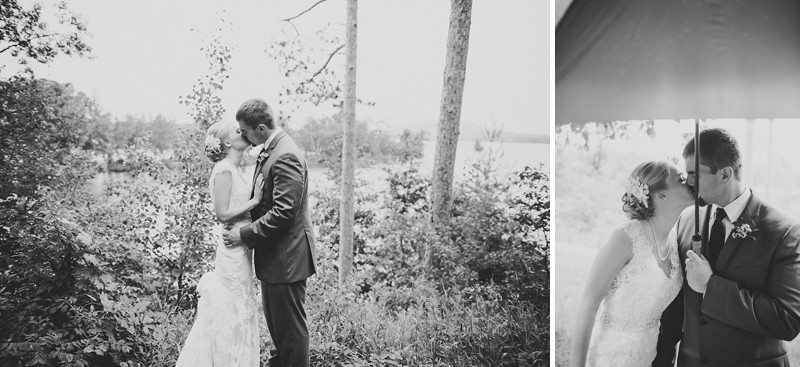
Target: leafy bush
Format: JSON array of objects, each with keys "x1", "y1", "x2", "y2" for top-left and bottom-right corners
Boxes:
[
  {"x1": 0, "y1": 193, "x2": 143, "y2": 366},
  {"x1": 0, "y1": 76, "x2": 104, "y2": 199}
]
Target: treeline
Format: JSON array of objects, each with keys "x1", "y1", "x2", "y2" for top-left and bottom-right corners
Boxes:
[{"x1": 287, "y1": 115, "x2": 426, "y2": 172}]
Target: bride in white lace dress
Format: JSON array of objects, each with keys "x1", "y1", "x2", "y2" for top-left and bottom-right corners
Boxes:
[
  {"x1": 570, "y1": 161, "x2": 694, "y2": 367},
  {"x1": 176, "y1": 121, "x2": 264, "y2": 367}
]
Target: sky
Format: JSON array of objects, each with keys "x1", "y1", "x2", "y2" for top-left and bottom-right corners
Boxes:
[{"x1": 11, "y1": 0, "x2": 550, "y2": 136}]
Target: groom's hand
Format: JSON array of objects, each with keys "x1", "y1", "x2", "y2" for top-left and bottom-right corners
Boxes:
[
  {"x1": 686, "y1": 250, "x2": 712, "y2": 294},
  {"x1": 222, "y1": 228, "x2": 243, "y2": 248}
]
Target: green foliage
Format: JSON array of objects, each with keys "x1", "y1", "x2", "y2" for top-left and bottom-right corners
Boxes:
[
  {"x1": 366, "y1": 157, "x2": 550, "y2": 302},
  {"x1": 301, "y1": 154, "x2": 549, "y2": 365},
  {"x1": 0, "y1": 77, "x2": 149, "y2": 366},
  {"x1": 0, "y1": 24, "x2": 232, "y2": 364},
  {"x1": 0, "y1": 177, "x2": 141, "y2": 367},
  {"x1": 101, "y1": 114, "x2": 182, "y2": 152},
  {"x1": 437, "y1": 165, "x2": 550, "y2": 302},
  {"x1": 178, "y1": 16, "x2": 231, "y2": 130},
  {"x1": 310, "y1": 175, "x2": 380, "y2": 284},
  {"x1": 0, "y1": 0, "x2": 91, "y2": 74},
  {"x1": 0, "y1": 76, "x2": 105, "y2": 199}
]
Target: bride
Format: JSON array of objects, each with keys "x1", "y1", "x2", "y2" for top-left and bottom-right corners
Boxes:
[
  {"x1": 176, "y1": 120, "x2": 264, "y2": 366},
  {"x1": 570, "y1": 161, "x2": 694, "y2": 367}
]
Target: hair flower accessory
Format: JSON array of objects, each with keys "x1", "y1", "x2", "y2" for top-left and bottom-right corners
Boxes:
[
  {"x1": 732, "y1": 222, "x2": 756, "y2": 239},
  {"x1": 625, "y1": 177, "x2": 650, "y2": 208},
  {"x1": 204, "y1": 135, "x2": 221, "y2": 150},
  {"x1": 204, "y1": 135, "x2": 223, "y2": 161}
]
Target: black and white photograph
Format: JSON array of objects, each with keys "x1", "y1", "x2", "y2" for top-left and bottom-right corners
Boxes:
[
  {"x1": 0, "y1": 1, "x2": 549, "y2": 366},
  {"x1": 555, "y1": 0, "x2": 800, "y2": 366}
]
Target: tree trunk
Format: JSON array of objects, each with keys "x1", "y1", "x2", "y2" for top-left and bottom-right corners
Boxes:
[
  {"x1": 744, "y1": 119, "x2": 754, "y2": 185},
  {"x1": 766, "y1": 119, "x2": 774, "y2": 198},
  {"x1": 429, "y1": 0, "x2": 472, "y2": 265},
  {"x1": 339, "y1": 0, "x2": 357, "y2": 286}
]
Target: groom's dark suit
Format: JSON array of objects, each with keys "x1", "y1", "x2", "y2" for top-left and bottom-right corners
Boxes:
[
  {"x1": 655, "y1": 193, "x2": 800, "y2": 367},
  {"x1": 240, "y1": 130, "x2": 316, "y2": 367}
]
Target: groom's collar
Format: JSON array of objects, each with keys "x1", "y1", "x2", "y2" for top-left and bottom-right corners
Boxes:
[
  {"x1": 257, "y1": 128, "x2": 286, "y2": 163},
  {"x1": 262, "y1": 127, "x2": 283, "y2": 152},
  {"x1": 712, "y1": 187, "x2": 752, "y2": 224}
]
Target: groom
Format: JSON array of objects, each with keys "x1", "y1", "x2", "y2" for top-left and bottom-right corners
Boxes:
[
  {"x1": 654, "y1": 128, "x2": 800, "y2": 367},
  {"x1": 224, "y1": 98, "x2": 317, "y2": 367}
]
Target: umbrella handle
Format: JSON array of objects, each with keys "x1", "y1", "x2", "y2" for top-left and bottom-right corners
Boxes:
[{"x1": 693, "y1": 119, "x2": 702, "y2": 242}]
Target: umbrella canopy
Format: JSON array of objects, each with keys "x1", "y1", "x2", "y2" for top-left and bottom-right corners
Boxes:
[{"x1": 555, "y1": 0, "x2": 800, "y2": 124}]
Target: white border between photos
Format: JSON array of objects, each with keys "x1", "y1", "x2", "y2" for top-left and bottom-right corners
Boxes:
[{"x1": 549, "y1": 0, "x2": 556, "y2": 366}]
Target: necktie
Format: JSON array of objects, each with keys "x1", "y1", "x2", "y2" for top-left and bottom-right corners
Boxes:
[{"x1": 708, "y1": 208, "x2": 727, "y2": 267}]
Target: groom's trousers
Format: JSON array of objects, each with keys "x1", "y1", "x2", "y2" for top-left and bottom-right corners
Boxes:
[{"x1": 261, "y1": 279, "x2": 309, "y2": 367}]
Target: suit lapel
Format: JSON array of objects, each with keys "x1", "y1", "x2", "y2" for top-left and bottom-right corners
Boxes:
[
  {"x1": 250, "y1": 131, "x2": 288, "y2": 198},
  {"x1": 715, "y1": 194, "x2": 762, "y2": 273}
]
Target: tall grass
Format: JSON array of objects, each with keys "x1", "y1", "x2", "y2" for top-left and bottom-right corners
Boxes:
[{"x1": 142, "y1": 281, "x2": 547, "y2": 366}]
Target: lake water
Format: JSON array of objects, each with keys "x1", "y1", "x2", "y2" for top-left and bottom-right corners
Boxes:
[
  {"x1": 419, "y1": 140, "x2": 549, "y2": 175},
  {"x1": 307, "y1": 140, "x2": 550, "y2": 189}
]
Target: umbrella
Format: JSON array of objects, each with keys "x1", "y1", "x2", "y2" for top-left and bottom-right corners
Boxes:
[{"x1": 556, "y1": 0, "x2": 800, "y2": 240}]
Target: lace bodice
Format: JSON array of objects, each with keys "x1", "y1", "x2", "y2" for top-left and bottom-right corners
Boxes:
[{"x1": 586, "y1": 220, "x2": 683, "y2": 367}]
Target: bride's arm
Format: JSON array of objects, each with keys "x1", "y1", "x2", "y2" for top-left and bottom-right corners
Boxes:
[
  {"x1": 212, "y1": 172, "x2": 264, "y2": 223},
  {"x1": 569, "y1": 228, "x2": 633, "y2": 367}
]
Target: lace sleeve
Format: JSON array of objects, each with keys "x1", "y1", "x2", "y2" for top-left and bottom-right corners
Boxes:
[
  {"x1": 209, "y1": 160, "x2": 236, "y2": 199},
  {"x1": 620, "y1": 221, "x2": 645, "y2": 259}
]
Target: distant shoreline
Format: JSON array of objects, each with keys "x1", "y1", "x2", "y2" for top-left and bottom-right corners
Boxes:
[{"x1": 423, "y1": 135, "x2": 550, "y2": 144}]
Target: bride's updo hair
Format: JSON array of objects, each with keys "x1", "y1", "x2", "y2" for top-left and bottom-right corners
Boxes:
[
  {"x1": 204, "y1": 120, "x2": 239, "y2": 163},
  {"x1": 622, "y1": 161, "x2": 674, "y2": 220}
]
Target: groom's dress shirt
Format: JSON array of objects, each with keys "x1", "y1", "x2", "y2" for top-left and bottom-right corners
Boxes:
[{"x1": 707, "y1": 187, "x2": 752, "y2": 240}]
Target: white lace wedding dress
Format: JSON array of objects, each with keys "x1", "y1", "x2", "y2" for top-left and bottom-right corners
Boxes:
[
  {"x1": 176, "y1": 159, "x2": 260, "y2": 367},
  {"x1": 586, "y1": 220, "x2": 683, "y2": 367}
]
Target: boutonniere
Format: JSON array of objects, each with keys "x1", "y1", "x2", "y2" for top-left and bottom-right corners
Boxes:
[{"x1": 732, "y1": 222, "x2": 757, "y2": 239}]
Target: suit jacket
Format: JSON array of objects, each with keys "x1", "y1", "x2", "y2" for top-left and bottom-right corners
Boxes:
[
  {"x1": 655, "y1": 193, "x2": 800, "y2": 367},
  {"x1": 240, "y1": 131, "x2": 317, "y2": 283}
]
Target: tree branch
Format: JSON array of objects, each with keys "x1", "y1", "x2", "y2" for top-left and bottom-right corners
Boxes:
[
  {"x1": 0, "y1": 34, "x2": 59, "y2": 55},
  {"x1": 308, "y1": 43, "x2": 345, "y2": 83},
  {"x1": 281, "y1": 0, "x2": 330, "y2": 23}
]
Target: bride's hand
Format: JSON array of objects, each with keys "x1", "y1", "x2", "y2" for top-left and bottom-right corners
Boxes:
[{"x1": 253, "y1": 174, "x2": 265, "y2": 202}]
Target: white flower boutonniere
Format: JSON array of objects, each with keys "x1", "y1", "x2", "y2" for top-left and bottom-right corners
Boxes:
[{"x1": 732, "y1": 222, "x2": 756, "y2": 239}]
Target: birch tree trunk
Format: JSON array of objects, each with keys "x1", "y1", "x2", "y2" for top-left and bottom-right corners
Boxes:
[
  {"x1": 430, "y1": 0, "x2": 473, "y2": 266},
  {"x1": 744, "y1": 119, "x2": 754, "y2": 185},
  {"x1": 339, "y1": 0, "x2": 357, "y2": 286}
]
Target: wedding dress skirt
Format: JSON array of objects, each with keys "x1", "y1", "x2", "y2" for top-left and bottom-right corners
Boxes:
[
  {"x1": 176, "y1": 160, "x2": 260, "y2": 366},
  {"x1": 586, "y1": 220, "x2": 683, "y2": 367}
]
